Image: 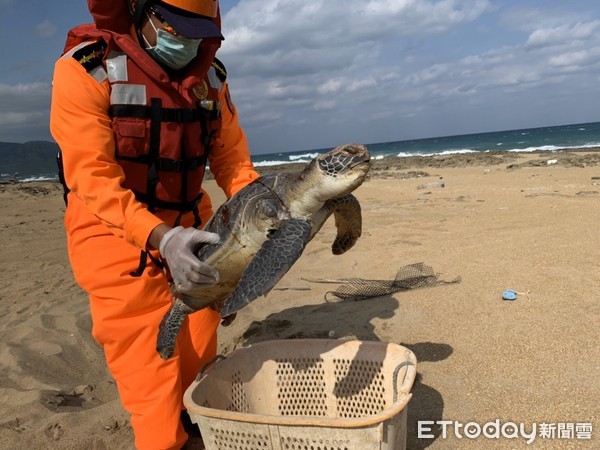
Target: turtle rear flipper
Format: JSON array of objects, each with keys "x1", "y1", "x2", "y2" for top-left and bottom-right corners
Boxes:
[
  {"x1": 156, "y1": 298, "x2": 194, "y2": 360},
  {"x1": 220, "y1": 218, "x2": 312, "y2": 318}
]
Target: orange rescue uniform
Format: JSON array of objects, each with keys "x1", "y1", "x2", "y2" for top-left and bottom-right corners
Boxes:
[{"x1": 50, "y1": 28, "x2": 259, "y2": 450}]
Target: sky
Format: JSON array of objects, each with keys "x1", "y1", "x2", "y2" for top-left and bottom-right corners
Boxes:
[{"x1": 1, "y1": 0, "x2": 600, "y2": 155}]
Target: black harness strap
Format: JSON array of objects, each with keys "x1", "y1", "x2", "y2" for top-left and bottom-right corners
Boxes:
[
  {"x1": 192, "y1": 198, "x2": 202, "y2": 228},
  {"x1": 131, "y1": 98, "x2": 161, "y2": 278},
  {"x1": 197, "y1": 101, "x2": 217, "y2": 161},
  {"x1": 180, "y1": 139, "x2": 189, "y2": 217},
  {"x1": 146, "y1": 98, "x2": 162, "y2": 213},
  {"x1": 56, "y1": 150, "x2": 70, "y2": 206},
  {"x1": 130, "y1": 250, "x2": 149, "y2": 277},
  {"x1": 115, "y1": 155, "x2": 207, "y2": 171},
  {"x1": 114, "y1": 99, "x2": 220, "y2": 276},
  {"x1": 109, "y1": 104, "x2": 219, "y2": 122},
  {"x1": 172, "y1": 195, "x2": 203, "y2": 229},
  {"x1": 131, "y1": 191, "x2": 203, "y2": 212},
  {"x1": 129, "y1": 247, "x2": 166, "y2": 277}
]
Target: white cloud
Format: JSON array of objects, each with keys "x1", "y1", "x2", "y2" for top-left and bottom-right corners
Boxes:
[
  {"x1": 0, "y1": 81, "x2": 50, "y2": 104},
  {"x1": 312, "y1": 99, "x2": 336, "y2": 111},
  {"x1": 0, "y1": 82, "x2": 52, "y2": 141},
  {"x1": 318, "y1": 79, "x2": 344, "y2": 95},
  {"x1": 501, "y1": 6, "x2": 585, "y2": 33},
  {"x1": 220, "y1": 0, "x2": 493, "y2": 76},
  {"x1": 212, "y1": 1, "x2": 600, "y2": 152},
  {"x1": 3, "y1": 0, "x2": 600, "y2": 151},
  {"x1": 0, "y1": 110, "x2": 47, "y2": 125},
  {"x1": 0, "y1": 82, "x2": 46, "y2": 94},
  {"x1": 36, "y1": 20, "x2": 57, "y2": 38},
  {"x1": 526, "y1": 20, "x2": 600, "y2": 49},
  {"x1": 220, "y1": 0, "x2": 494, "y2": 126},
  {"x1": 549, "y1": 47, "x2": 600, "y2": 68}
]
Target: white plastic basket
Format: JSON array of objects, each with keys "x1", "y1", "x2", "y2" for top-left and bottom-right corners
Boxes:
[{"x1": 184, "y1": 339, "x2": 417, "y2": 450}]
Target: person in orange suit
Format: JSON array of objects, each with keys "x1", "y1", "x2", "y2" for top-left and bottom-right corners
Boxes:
[{"x1": 50, "y1": 1, "x2": 260, "y2": 448}]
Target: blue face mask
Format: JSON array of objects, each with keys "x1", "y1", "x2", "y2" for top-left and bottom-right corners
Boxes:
[{"x1": 144, "y1": 12, "x2": 201, "y2": 70}]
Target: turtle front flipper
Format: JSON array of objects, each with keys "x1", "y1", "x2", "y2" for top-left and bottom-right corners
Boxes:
[
  {"x1": 156, "y1": 297, "x2": 194, "y2": 360},
  {"x1": 220, "y1": 218, "x2": 312, "y2": 318},
  {"x1": 310, "y1": 194, "x2": 362, "y2": 255}
]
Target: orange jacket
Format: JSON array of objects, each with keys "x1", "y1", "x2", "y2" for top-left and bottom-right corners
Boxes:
[{"x1": 50, "y1": 27, "x2": 259, "y2": 250}]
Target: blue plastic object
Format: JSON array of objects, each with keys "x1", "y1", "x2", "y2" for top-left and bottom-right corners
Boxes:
[{"x1": 502, "y1": 290, "x2": 517, "y2": 301}]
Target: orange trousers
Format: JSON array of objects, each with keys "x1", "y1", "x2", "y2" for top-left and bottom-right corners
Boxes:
[{"x1": 66, "y1": 205, "x2": 220, "y2": 450}]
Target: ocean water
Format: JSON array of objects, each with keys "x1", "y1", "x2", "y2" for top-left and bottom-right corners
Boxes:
[
  {"x1": 5, "y1": 121, "x2": 600, "y2": 182},
  {"x1": 251, "y1": 121, "x2": 600, "y2": 167}
]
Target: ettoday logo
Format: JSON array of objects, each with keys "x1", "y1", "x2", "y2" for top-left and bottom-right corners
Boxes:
[{"x1": 418, "y1": 420, "x2": 593, "y2": 444}]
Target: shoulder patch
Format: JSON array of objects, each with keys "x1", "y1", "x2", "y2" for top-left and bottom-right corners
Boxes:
[
  {"x1": 212, "y1": 57, "x2": 227, "y2": 83},
  {"x1": 72, "y1": 40, "x2": 107, "y2": 73}
]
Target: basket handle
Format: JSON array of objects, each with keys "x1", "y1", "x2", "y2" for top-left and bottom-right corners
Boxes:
[
  {"x1": 196, "y1": 354, "x2": 227, "y2": 381},
  {"x1": 393, "y1": 360, "x2": 415, "y2": 403}
]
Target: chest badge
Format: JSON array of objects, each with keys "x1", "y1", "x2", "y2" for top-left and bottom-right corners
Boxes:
[{"x1": 192, "y1": 80, "x2": 209, "y2": 100}]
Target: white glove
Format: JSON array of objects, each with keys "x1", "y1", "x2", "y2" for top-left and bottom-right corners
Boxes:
[{"x1": 159, "y1": 226, "x2": 221, "y2": 293}]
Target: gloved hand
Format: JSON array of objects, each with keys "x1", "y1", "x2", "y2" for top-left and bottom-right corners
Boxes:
[{"x1": 159, "y1": 226, "x2": 221, "y2": 294}]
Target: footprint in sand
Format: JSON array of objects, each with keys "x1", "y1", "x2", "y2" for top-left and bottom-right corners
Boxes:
[{"x1": 44, "y1": 423, "x2": 64, "y2": 441}]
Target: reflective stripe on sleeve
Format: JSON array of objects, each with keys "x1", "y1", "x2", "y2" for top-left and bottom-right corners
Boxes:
[{"x1": 89, "y1": 65, "x2": 108, "y2": 83}]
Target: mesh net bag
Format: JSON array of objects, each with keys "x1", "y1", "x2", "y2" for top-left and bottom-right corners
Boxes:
[{"x1": 312, "y1": 262, "x2": 460, "y2": 302}]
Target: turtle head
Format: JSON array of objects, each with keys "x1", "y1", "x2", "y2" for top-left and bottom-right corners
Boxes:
[{"x1": 303, "y1": 143, "x2": 371, "y2": 200}]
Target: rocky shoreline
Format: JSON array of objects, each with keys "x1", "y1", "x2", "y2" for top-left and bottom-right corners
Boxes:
[
  {"x1": 3, "y1": 148, "x2": 599, "y2": 185},
  {"x1": 223, "y1": 147, "x2": 600, "y2": 180}
]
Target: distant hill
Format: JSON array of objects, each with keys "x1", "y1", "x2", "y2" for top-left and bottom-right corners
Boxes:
[{"x1": 0, "y1": 141, "x2": 60, "y2": 181}]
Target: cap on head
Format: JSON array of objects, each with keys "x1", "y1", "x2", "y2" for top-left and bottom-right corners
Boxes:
[
  {"x1": 153, "y1": 0, "x2": 222, "y2": 39},
  {"x1": 161, "y1": 0, "x2": 218, "y2": 18}
]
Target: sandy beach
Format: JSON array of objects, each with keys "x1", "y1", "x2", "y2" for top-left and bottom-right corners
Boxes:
[{"x1": 0, "y1": 149, "x2": 598, "y2": 449}]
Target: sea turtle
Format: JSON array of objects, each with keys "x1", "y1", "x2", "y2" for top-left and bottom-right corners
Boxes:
[{"x1": 157, "y1": 143, "x2": 371, "y2": 359}]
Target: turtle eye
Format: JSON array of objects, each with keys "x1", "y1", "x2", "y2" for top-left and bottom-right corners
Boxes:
[{"x1": 262, "y1": 200, "x2": 279, "y2": 218}]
